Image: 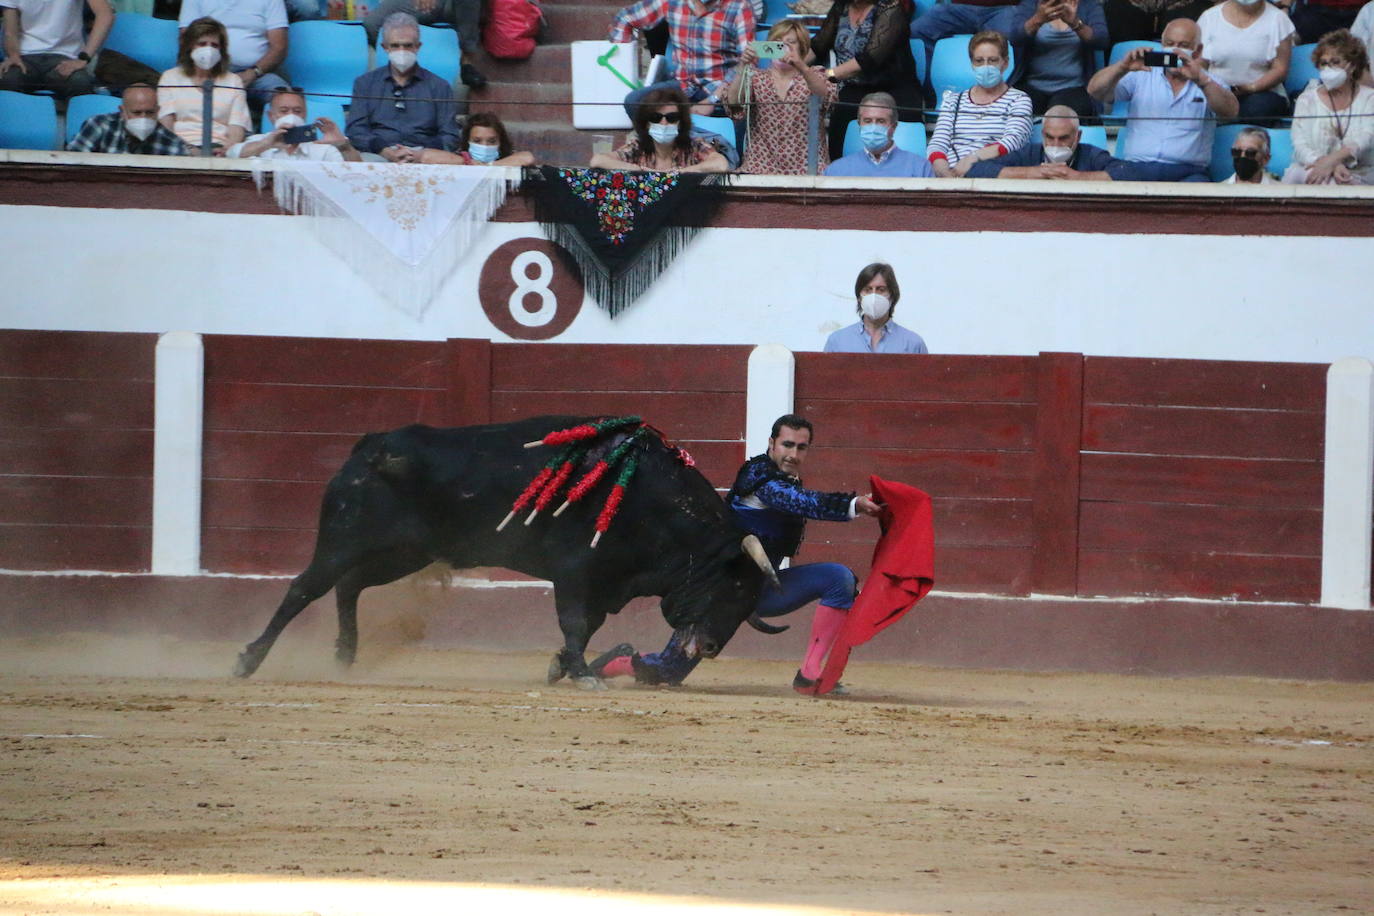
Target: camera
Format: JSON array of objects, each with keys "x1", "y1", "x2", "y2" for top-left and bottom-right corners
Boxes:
[
  {"x1": 750, "y1": 40, "x2": 789, "y2": 61},
  {"x1": 1142, "y1": 51, "x2": 1184, "y2": 69},
  {"x1": 282, "y1": 124, "x2": 319, "y2": 144}
]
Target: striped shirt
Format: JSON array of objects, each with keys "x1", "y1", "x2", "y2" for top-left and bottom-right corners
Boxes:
[
  {"x1": 927, "y1": 87, "x2": 1033, "y2": 164},
  {"x1": 609, "y1": 0, "x2": 755, "y2": 100}
]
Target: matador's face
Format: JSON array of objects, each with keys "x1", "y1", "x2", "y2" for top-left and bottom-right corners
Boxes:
[{"x1": 767, "y1": 426, "x2": 811, "y2": 477}]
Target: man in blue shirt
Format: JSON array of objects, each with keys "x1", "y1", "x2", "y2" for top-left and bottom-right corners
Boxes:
[
  {"x1": 823, "y1": 262, "x2": 928, "y2": 354},
  {"x1": 965, "y1": 105, "x2": 1119, "y2": 179},
  {"x1": 346, "y1": 12, "x2": 460, "y2": 161},
  {"x1": 825, "y1": 92, "x2": 935, "y2": 178},
  {"x1": 1086, "y1": 18, "x2": 1238, "y2": 182}
]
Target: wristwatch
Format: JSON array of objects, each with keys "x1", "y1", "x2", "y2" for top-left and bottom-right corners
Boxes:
[
  {"x1": 825, "y1": 67, "x2": 836, "y2": 82},
  {"x1": 1071, "y1": 19, "x2": 1085, "y2": 30},
  {"x1": 77, "y1": 51, "x2": 91, "y2": 62}
]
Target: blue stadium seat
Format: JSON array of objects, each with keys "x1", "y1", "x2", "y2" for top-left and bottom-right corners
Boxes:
[
  {"x1": 759, "y1": 0, "x2": 793, "y2": 27},
  {"x1": 693, "y1": 113, "x2": 743, "y2": 158},
  {"x1": 0, "y1": 90, "x2": 59, "y2": 149},
  {"x1": 929, "y1": 35, "x2": 1014, "y2": 100},
  {"x1": 286, "y1": 21, "x2": 369, "y2": 100},
  {"x1": 1209, "y1": 123, "x2": 1292, "y2": 181},
  {"x1": 258, "y1": 97, "x2": 349, "y2": 135},
  {"x1": 105, "y1": 12, "x2": 179, "y2": 73},
  {"x1": 418, "y1": 24, "x2": 461, "y2": 87},
  {"x1": 64, "y1": 93, "x2": 123, "y2": 145},
  {"x1": 910, "y1": 38, "x2": 926, "y2": 88},
  {"x1": 912, "y1": 0, "x2": 940, "y2": 17},
  {"x1": 842, "y1": 118, "x2": 927, "y2": 157},
  {"x1": 1285, "y1": 42, "x2": 1320, "y2": 97},
  {"x1": 1113, "y1": 125, "x2": 1129, "y2": 158},
  {"x1": 1079, "y1": 124, "x2": 1108, "y2": 149},
  {"x1": 1105, "y1": 42, "x2": 1160, "y2": 123}
]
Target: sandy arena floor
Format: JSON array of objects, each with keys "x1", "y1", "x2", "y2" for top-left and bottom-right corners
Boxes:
[{"x1": 0, "y1": 630, "x2": 1371, "y2": 915}]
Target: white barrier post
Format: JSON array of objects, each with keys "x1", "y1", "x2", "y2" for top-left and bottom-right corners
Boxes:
[
  {"x1": 152, "y1": 331, "x2": 204, "y2": 576},
  {"x1": 1320, "y1": 357, "x2": 1374, "y2": 609},
  {"x1": 746, "y1": 344, "x2": 796, "y2": 457}
]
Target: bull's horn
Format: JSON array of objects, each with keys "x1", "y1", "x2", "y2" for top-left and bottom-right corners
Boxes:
[
  {"x1": 741, "y1": 535, "x2": 781, "y2": 591},
  {"x1": 747, "y1": 613, "x2": 789, "y2": 635}
]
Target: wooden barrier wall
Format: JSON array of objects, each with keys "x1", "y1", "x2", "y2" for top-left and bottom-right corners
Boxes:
[
  {"x1": 201, "y1": 337, "x2": 750, "y2": 575},
  {"x1": 0, "y1": 330, "x2": 155, "y2": 571},
  {"x1": 793, "y1": 352, "x2": 1329, "y2": 602}
]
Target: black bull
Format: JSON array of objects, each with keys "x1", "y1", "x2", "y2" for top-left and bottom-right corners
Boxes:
[{"x1": 232, "y1": 416, "x2": 779, "y2": 687}]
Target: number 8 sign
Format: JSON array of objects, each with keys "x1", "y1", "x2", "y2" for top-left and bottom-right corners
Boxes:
[{"x1": 479, "y1": 238, "x2": 584, "y2": 341}]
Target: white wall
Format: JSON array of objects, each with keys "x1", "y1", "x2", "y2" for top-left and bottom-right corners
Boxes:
[{"x1": 2, "y1": 203, "x2": 1371, "y2": 363}]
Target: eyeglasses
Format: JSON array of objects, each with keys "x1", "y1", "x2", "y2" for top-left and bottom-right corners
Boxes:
[
  {"x1": 393, "y1": 87, "x2": 406, "y2": 112},
  {"x1": 1230, "y1": 148, "x2": 1262, "y2": 159},
  {"x1": 646, "y1": 112, "x2": 681, "y2": 124}
]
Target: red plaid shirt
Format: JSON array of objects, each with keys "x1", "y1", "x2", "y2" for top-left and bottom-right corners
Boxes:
[{"x1": 609, "y1": 0, "x2": 756, "y2": 100}]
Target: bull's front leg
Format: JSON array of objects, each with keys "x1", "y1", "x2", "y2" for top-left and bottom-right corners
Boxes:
[{"x1": 548, "y1": 590, "x2": 608, "y2": 690}]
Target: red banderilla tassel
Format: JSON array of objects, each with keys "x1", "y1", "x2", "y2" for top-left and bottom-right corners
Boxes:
[
  {"x1": 590, "y1": 456, "x2": 638, "y2": 548},
  {"x1": 525, "y1": 447, "x2": 586, "y2": 525},
  {"x1": 497, "y1": 466, "x2": 554, "y2": 531},
  {"x1": 554, "y1": 460, "x2": 609, "y2": 517}
]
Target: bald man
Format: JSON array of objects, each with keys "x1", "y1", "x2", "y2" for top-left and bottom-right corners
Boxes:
[
  {"x1": 68, "y1": 83, "x2": 188, "y2": 155},
  {"x1": 1087, "y1": 18, "x2": 1238, "y2": 182},
  {"x1": 965, "y1": 105, "x2": 1119, "y2": 180}
]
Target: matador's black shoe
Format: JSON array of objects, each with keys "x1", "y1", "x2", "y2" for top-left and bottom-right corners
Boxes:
[{"x1": 793, "y1": 669, "x2": 849, "y2": 696}]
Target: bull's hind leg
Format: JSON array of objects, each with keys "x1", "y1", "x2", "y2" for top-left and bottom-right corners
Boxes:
[
  {"x1": 233, "y1": 561, "x2": 344, "y2": 678},
  {"x1": 334, "y1": 550, "x2": 432, "y2": 668}
]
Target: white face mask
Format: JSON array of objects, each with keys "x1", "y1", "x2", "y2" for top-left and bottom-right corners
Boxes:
[
  {"x1": 124, "y1": 117, "x2": 157, "y2": 141},
  {"x1": 1162, "y1": 45, "x2": 1193, "y2": 62},
  {"x1": 860, "y1": 293, "x2": 891, "y2": 321},
  {"x1": 648, "y1": 122, "x2": 678, "y2": 145},
  {"x1": 388, "y1": 49, "x2": 417, "y2": 72},
  {"x1": 1234, "y1": 0, "x2": 1261, "y2": 7},
  {"x1": 273, "y1": 113, "x2": 306, "y2": 130},
  {"x1": 1043, "y1": 144, "x2": 1073, "y2": 164},
  {"x1": 1319, "y1": 66, "x2": 1348, "y2": 90},
  {"x1": 190, "y1": 45, "x2": 221, "y2": 70}
]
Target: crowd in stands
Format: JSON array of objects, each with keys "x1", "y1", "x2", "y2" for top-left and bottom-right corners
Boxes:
[{"x1": 4, "y1": 0, "x2": 1374, "y2": 185}]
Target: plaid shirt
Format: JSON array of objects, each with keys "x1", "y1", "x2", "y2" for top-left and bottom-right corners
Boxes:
[
  {"x1": 609, "y1": 0, "x2": 755, "y2": 100},
  {"x1": 68, "y1": 112, "x2": 189, "y2": 156}
]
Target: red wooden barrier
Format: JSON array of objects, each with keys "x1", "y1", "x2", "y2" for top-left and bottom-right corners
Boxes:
[{"x1": 0, "y1": 330, "x2": 155, "y2": 571}]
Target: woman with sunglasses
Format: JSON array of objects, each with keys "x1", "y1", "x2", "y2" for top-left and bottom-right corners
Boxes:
[
  {"x1": 588, "y1": 87, "x2": 730, "y2": 173},
  {"x1": 1284, "y1": 29, "x2": 1374, "y2": 184},
  {"x1": 419, "y1": 112, "x2": 535, "y2": 166},
  {"x1": 157, "y1": 17, "x2": 251, "y2": 156}
]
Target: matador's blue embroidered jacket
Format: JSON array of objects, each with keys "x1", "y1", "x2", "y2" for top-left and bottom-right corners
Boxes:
[{"x1": 725, "y1": 454, "x2": 856, "y2": 567}]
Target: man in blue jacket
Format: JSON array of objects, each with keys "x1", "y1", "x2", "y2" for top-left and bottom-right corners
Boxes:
[
  {"x1": 593, "y1": 414, "x2": 883, "y2": 692},
  {"x1": 965, "y1": 105, "x2": 1118, "y2": 179}
]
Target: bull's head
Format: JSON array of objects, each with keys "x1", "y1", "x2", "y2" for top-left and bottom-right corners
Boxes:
[{"x1": 664, "y1": 535, "x2": 779, "y2": 661}]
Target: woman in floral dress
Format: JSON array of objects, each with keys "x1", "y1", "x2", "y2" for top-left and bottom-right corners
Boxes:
[
  {"x1": 588, "y1": 87, "x2": 731, "y2": 173},
  {"x1": 726, "y1": 20, "x2": 839, "y2": 174}
]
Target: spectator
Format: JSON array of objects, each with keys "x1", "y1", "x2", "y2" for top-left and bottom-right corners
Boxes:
[
  {"x1": 609, "y1": 0, "x2": 755, "y2": 118},
  {"x1": 418, "y1": 111, "x2": 535, "y2": 164},
  {"x1": 965, "y1": 103, "x2": 1118, "y2": 177},
  {"x1": 824, "y1": 90, "x2": 935, "y2": 176},
  {"x1": 912, "y1": 0, "x2": 1021, "y2": 97},
  {"x1": 364, "y1": 1, "x2": 486, "y2": 89},
  {"x1": 725, "y1": 19, "x2": 837, "y2": 174},
  {"x1": 1284, "y1": 29, "x2": 1374, "y2": 183},
  {"x1": 157, "y1": 17, "x2": 252, "y2": 155},
  {"x1": 1009, "y1": 0, "x2": 1110, "y2": 118},
  {"x1": 346, "y1": 12, "x2": 460, "y2": 161},
  {"x1": 179, "y1": 0, "x2": 290, "y2": 108},
  {"x1": 68, "y1": 82, "x2": 188, "y2": 155},
  {"x1": 588, "y1": 86, "x2": 731, "y2": 172},
  {"x1": 0, "y1": 0, "x2": 113, "y2": 99},
  {"x1": 1087, "y1": 18, "x2": 1239, "y2": 180},
  {"x1": 1276, "y1": 0, "x2": 1366, "y2": 45},
  {"x1": 1199, "y1": 0, "x2": 1295, "y2": 123},
  {"x1": 929, "y1": 30, "x2": 1034, "y2": 176},
  {"x1": 1352, "y1": 4, "x2": 1374, "y2": 72},
  {"x1": 811, "y1": 0, "x2": 922, "y2": 162},
  {"x1": 1222, "y1": 124, "x2": 1280, "y2": 183},
  {"x1": 1103, "y1": 0, "x2": 1210, "y2": 44},
  {"x1": 824, "y1": 262, "x2": 927, "y2": 353},
  {"x1": 228, "y1": 86, "x2": 362, "y2": 160}
]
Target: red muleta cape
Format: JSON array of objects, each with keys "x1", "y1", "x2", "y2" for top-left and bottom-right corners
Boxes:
[{"x1": 806, "y1": 476, "x2": 935, "y2": 696}]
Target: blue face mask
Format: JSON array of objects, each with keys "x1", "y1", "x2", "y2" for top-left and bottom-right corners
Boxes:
[
  {"x1": 859, "y1": 123, "x2": 890, "y2": 151},
  {"x1": 648, "y1": 122, "x2": 678, "y2": 145},
  {"x1": 972, "y1": 64, "x2": 1003, "y2": 89},
  {"x1": 468, "y1": 142, "x2": 499, "y2": 163}
]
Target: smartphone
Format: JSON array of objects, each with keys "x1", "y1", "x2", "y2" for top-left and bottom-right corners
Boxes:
[
  {"x1": 750, "y1": 40, "x2": 789, "y2": 61},
  {"x1": 1142, "y1": 50, "x2": 1184, "y2": 69},
  {"x1": 282, "y1": 124, "x2": 319, "y2": 144}
]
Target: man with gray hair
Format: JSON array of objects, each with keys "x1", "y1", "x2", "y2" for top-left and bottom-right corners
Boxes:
[
  {"x1": 824, "y1": 92, "x2": 935, "y2": 178},
  {"x1": 346, "y1": 11, "x2": 460, "y2": 161},
  {"x1": 1222, "y1": 126, "x2": 1278, "y2": 184},
  {"x1": 364, "y1": 0, "x2": 486, "y2": 89},
  {"x1": 965, "y1": 104, "x2": 1119, "y2": 180}
]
